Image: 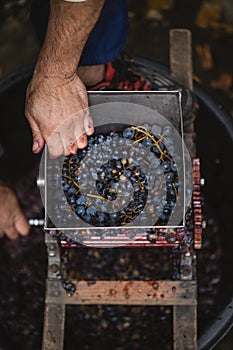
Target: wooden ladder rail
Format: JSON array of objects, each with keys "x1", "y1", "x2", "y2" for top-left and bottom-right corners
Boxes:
[{"x1": 170, "y1": 28, "x2": 198, "y2": 350}]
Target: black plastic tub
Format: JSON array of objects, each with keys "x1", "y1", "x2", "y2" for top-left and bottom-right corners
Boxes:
[
  {"x1": 135, "y1": 57, "x2": 233, "y2": 350},
  {"x1": 0, "y1": 63, "x2": 232, "y2": 350}
]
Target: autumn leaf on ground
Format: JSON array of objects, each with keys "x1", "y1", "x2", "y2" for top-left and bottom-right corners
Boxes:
[
  {"x1": 196, "y1": 44, "x2": 214, "y2": 70},
  {"x1": 210, "y1": 72, "x2": 233, "y2": 92},
  {"x1": 195, "y1": 2, "x2": 222, "y2": 28},
  {"x1": 195, "y1": 1, "x2": 233, "y2": 34},
  {"x1": 144, "y1": 0, "x2": 174, "y2": 20}
]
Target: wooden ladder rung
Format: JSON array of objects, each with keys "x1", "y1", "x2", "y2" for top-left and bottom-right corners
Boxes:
[{"x1": 45, "y1": 279, "x2": 197, "y2": 306}]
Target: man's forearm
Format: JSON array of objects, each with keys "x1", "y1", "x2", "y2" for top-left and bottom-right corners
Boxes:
[{"x1": 34, "y1": 0, "x2": 105, "y2": 79}]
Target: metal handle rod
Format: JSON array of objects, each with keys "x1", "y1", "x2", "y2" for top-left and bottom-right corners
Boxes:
[{"x1": 28, "y1": 219, "x2": 45, "y2": 227}]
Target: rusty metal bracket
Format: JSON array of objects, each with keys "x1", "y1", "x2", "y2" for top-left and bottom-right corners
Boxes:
[{"x1": 45, "y1": 233, "x2": 62, "y2": 280}]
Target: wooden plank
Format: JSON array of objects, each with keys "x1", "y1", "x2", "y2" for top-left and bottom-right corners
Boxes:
[
  {"x1": 45, "y1": 280, "x2": 197, "y2": 306},
  {"x1": 169, "y1": 29, "x2": 193, "y2": 91},
  {"x1": 173, "y1": 305, "x2": 197, "y2": 350},
  {"x1": 42, "y1": 303, "x2": 65, "y2": 350},
  {"x1": 169, "y1": 28, "x2": 196, "y2": 158}
]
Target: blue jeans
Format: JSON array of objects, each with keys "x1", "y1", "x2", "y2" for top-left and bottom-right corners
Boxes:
[{"x1": 30, "y1": 0, "x2": 129, "y2": 66}]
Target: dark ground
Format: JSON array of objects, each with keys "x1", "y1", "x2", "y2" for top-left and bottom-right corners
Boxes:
[{"x1": 0, "y1": 0, "x2": 233, "y2": 349}]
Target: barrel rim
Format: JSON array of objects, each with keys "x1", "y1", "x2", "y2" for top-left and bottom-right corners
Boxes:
[{"x1": 0, "y1": 61, "x2": 232, "y2": 350}]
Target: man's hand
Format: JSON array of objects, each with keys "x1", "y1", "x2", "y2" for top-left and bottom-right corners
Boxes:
[
  {"x1": 0, "y1": 183, "x2": 30, "y2": 240},
  {"x1": 25, "y1": 0, "x2": 105, "y2": 157},
  {"x1": 26, "y1": 73, "x2": 94, "y2": 157}
]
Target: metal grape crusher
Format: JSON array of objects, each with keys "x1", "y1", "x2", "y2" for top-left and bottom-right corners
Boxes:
[{"x1": 39, "y1": 30, "x2": 204, "y2": 350}]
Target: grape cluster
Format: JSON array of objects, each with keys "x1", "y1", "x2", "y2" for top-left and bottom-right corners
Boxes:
[{"x1": 62, "y1": 124, "x2": 179, "y2": 232}]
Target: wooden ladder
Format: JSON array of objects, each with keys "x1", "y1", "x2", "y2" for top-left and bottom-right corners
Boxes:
[{"x1": 42, "y1": 29, "x2": 200, "y2": 350}]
